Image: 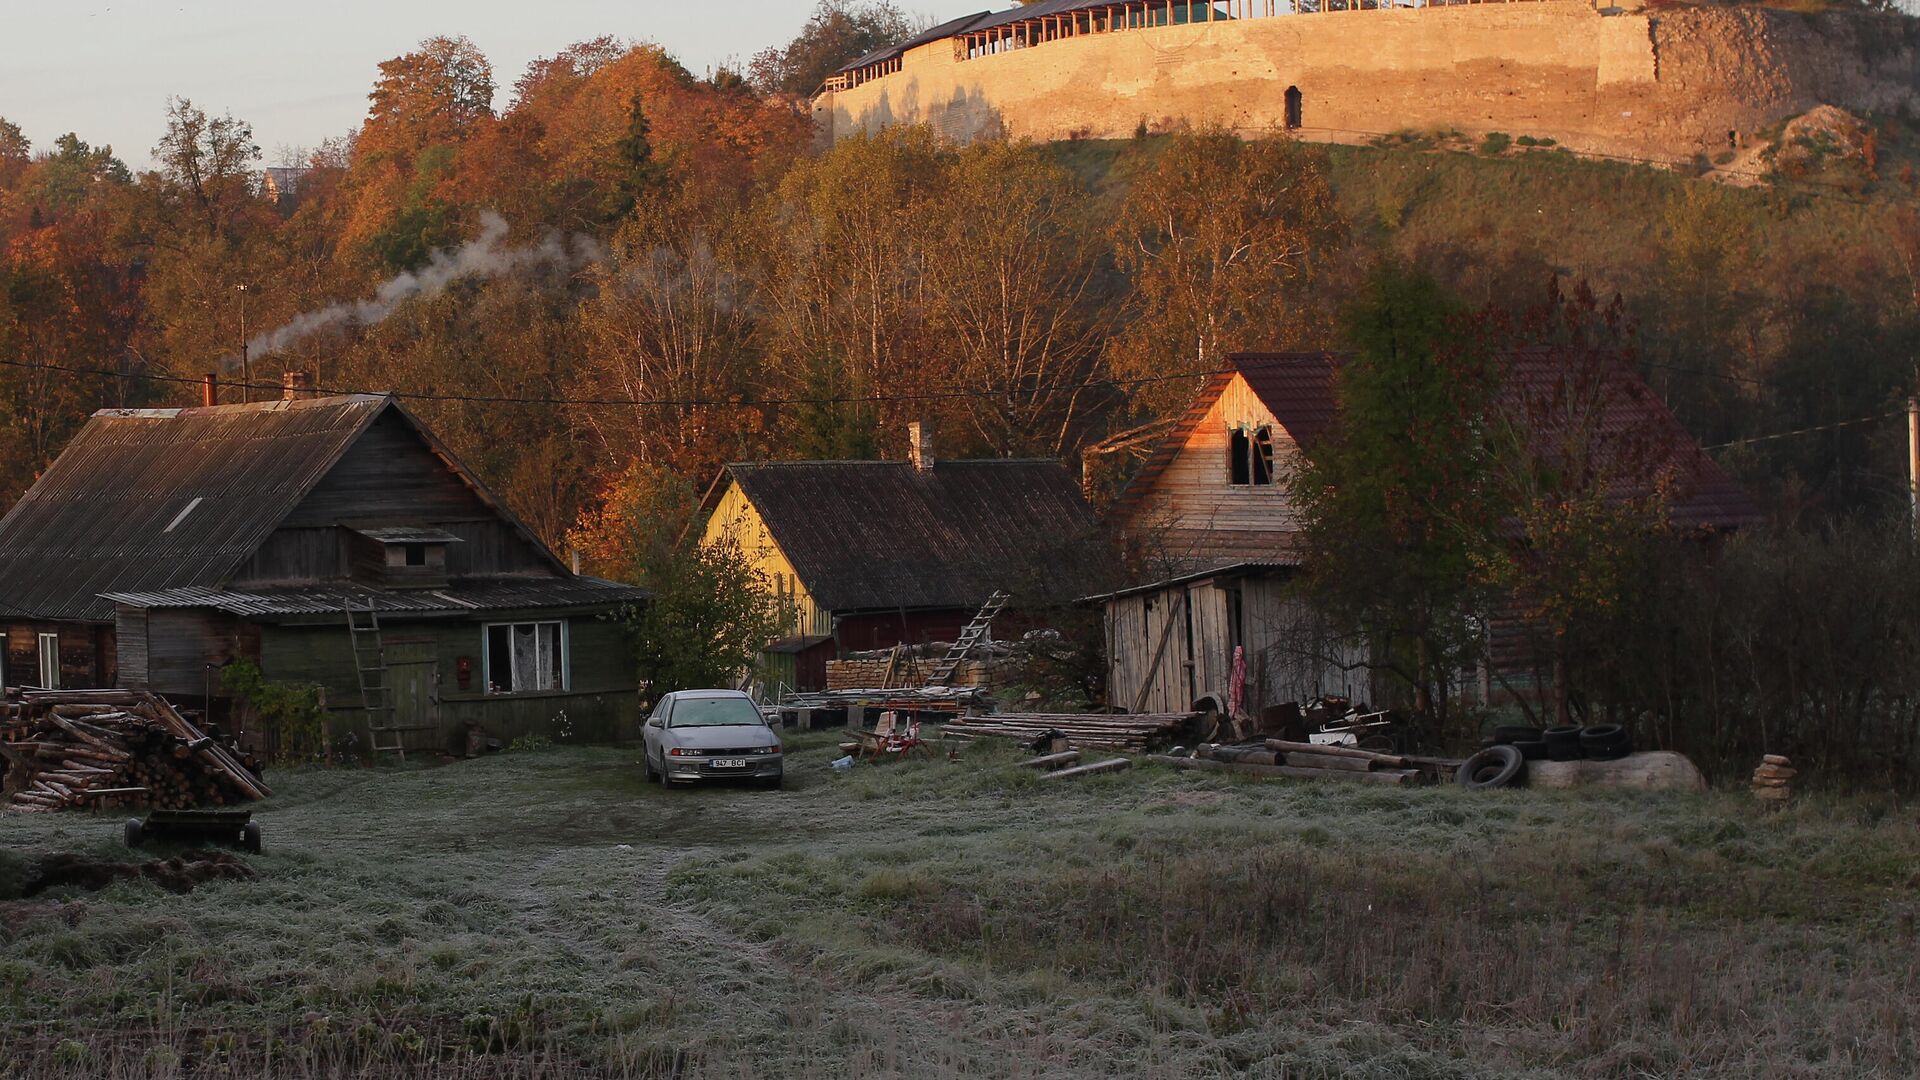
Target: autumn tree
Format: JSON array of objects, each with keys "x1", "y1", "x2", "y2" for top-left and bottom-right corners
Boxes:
[
  {"x1": 922, "y1": 140, "x2": 1110, "y2": 456},
  {"x1": 1108, "y1": 128, "x2": 1345, "y2": 418},
  {"x1": 1292, "y1": 262, "x2": 1495, "y2": 728},
  {"x1": 570, "y1": 462, "x2": 786, "y2": 697},
  {"x1": 0, "y1": 119, "x2": 28, "y2": 191},
  {"x1": 573, "y1": 182, "x2": 764, "y2": 481},
  {"x1": 748, "y1": 0, "x2": 918, "y2": 98},
  {"x1": 751, "y1": 126, "x2": 946, "y2": 458}
]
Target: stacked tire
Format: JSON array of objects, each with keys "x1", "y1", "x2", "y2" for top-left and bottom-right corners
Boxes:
[{"x1": 1465, "y1": 722, "x2": 1637, "y2": 788}]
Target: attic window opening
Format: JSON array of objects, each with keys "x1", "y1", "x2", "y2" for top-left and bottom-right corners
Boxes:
[
  {"x1": 1229, "y1": 425, "x2": 1275, "y2": 487},
  {"x1": 164, "y1": 497, "x2": 204, "y2": 534},
  {"x1": 404, "y1": 543, "x2": 427, "y2": 567}
]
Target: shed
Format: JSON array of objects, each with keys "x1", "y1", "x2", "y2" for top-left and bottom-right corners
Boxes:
[{"x1": 1101, "y1": 350, "x2": 1761, "y2": 715}]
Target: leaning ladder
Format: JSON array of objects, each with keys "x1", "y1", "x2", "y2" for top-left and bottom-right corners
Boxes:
[
  {"x1": 927, "y1": 591, "x2": 1011, "y2": 686},
  {"x1": 347, "y1": 603, "x2": 402, "y2": 760}
]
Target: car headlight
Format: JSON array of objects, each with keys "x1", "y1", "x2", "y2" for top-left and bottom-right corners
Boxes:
[
  {"x1": 667, "y1": 747, "x2": 705, "y2": 758},
  {"x1": 752, "y1": 746, "x2": 781, "y2": 755}
]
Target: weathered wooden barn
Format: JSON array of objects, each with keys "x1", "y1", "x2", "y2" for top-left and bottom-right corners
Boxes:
[
  {"x1": 1101, "y1": 351, "x2": 1761, "y2": 715},
  {"x1": 699, "y1": 425, "x2": 1097, "y2": 693},
  {"x1": 0, "y1": 390, "x2": 647, "y2": 752}
]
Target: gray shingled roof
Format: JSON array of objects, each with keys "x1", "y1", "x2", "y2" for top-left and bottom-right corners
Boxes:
[{"x1": 707, "y1": 459, "x2": 1096, "y2": 613}]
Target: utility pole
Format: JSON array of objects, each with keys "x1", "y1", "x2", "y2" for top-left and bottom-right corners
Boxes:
[
  {"x1": 1909, "y1": 395, "x2": 1919, "y2": 533},
  {"x1": 236, "y1": 284, "x2": 252, "y2": 403}
]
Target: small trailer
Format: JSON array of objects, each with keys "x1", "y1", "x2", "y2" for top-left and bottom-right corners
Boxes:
[{"x1": 125, "y1": 809, "x2": 262, "y2": 854}]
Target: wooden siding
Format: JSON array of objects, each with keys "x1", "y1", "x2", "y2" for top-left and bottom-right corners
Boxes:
[
  {"x1": 1, "y1": 621, "x2": 114, "y2": 690},
  {"x1": 1122, "y1": 374, "x2": 1308, "y2": 567},
  {"x1": 259, "y1": 612, "x2": 638, "y2": 753},
  {"x1": 1104, "y1": 570, "x2": 1370, "y2": 715},
  {"x1": 235, "y1": 527, "x2": 349, "y2": 584},
  {"x1": 702, "y1": 481, "x2": 832, "y2": 639}
]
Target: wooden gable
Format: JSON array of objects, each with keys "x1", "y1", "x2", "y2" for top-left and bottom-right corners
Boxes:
[
  {"x1": 701, "y1": 479, "x2": 831, "y2": 639},
  {"x1": 1118, "y1": 373, "x2": 1310, "y2": 570}
]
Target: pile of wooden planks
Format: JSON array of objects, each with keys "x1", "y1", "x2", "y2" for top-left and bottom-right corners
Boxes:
[
  {"x1": 942, "y1": 711, "x2": 1198, "y2": 753},
  {"x1": 1155, "y1": 739, "x2": 1428, "y2": 786},
  {"x1": 1, "y1": 689, "x2": 270, "y2": 814}
]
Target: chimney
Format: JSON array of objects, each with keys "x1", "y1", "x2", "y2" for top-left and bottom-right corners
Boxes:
[
  {"x1": 908, "y1": 421, "x2": 935, "y2": 474},
  {"x1": 201, "y1": 373, "x2": 219, "y2": 408},
  {"x1": 282, "y1": 371, "x2": 315, "y2": 401}
]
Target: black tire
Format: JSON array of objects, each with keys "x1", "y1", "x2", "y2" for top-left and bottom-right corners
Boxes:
[
  {"x1": 1511, "y1": 739, "x2": 1549, "y2": 761},
  {"x1": 1456, "y1": 745, "x2": 1526, "y2": 790},
  {"x1": 1357, "y1": 733, "x2": 1400, "y2": 754},
  {"x1": 643, "y1": 756, "x2": 659, "y2": 782},
  {"x1": 124, "y1": 818, "x2": 144, "y2": 849},
  {"x1": 1492, "y1": 725, "x2": 1545, "y2": 745},
  {"x1": 1579, "y1": 724, "x2": 1632, "y2": 758},
  {"x1": 241, "y1": 821, "x2": 262, "y2": 855},
  {"x1": 1542, "y1": 725, "x2": 1584, "y2": 761},
  {"x1": 760, "y1": 775, "x2": 784, "y2": 791}
]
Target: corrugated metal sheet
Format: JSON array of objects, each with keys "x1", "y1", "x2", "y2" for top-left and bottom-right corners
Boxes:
[
  {"x1": 0, "y1": 396, "x2": 389, "y2": 622},
  {"x1": 103, "y1": 576, "x2": 646, "y2": 620},
  {"x1": 717, "y1": 459, "x2": 1096, "y2": 613},
  {"x1": 832, "y1": 0, "x2": 1233, "y2": 76}
]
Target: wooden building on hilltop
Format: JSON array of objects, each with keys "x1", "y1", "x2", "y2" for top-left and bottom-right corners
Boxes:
[
  {"x1": 1101, "y1": 351, "x2": 1761, "y2": 715},
  {"x1": 700, "y1": 424, "x2": 1097, "y2": 693},
  {"x1": 0, "y1": 388, "x2": 647, "y2": 753}
]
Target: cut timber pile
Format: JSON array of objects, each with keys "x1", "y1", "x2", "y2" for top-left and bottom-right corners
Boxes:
[
  {"x1": 0, "y1": 689, "x2": 269, "y2": 814},
  {"x1": 942, "y1": 712, "x2": 1196, "y2": 753},
  {"x1": 1153, "y1": 739, "x2": 1426, "y2": 786}
]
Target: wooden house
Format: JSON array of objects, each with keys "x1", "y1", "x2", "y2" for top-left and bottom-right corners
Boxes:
[
  {"x1": 0, "y1": 388, "x2": 648, "y2": 752},
  {"x1": 699, "y1": 424, "x2": 1097, "y2": 693},
  {"x1": 1101, "y1": 352, "x2": 1760, "y2": 715}
]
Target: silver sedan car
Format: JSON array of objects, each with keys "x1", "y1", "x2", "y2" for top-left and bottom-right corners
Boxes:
[{"x1": 642, "y1": 690, "x2": 784, "y2": 788}]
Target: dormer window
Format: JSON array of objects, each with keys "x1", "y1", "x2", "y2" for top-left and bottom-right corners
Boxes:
[
  {"x1": 1229, "y1": 424, "x2": 1275, "y2": 487},
  {"x1": 349, "y1": 527, "x2": 462, "y2": 589}
]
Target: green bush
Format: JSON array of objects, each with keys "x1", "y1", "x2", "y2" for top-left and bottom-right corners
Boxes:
[
  {"x1": 220, "y1": 660, "x2": 329, "y2": 766},
  {"x1": 1479, "y1": 131, "x2": 1512, "y2": 156}
]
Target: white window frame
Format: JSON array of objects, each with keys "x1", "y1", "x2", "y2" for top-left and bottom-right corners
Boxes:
[
  {"x1": 37, "y1": 632, "x2": 60, "y2": 690},
  {"x1": 481, "y1": 620, "x2": 570, "y2": 695}
]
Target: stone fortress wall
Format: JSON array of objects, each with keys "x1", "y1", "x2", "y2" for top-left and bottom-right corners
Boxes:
[{"x1": 813, "y1": 2, "x2": 1920, "y2": 164}]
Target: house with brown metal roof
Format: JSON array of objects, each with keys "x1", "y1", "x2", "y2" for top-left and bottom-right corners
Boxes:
[
  {"x1": 1100, "y1": 351, "x2": 1761, "y2": 715},
  {"x1": 0, "y1": 387, "x2": 647, "y2": 755},
  {"x1": 699, "y1": 424, "x2": 1097, "y2": 693}
]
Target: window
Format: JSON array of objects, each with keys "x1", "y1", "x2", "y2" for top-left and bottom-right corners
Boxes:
[
  {"x1": 37, "y1": 633, "x2": 59, "y2": 690},
  {"x1": 484, "y1": 621, "x2": 567, "y2": 694},
  {"x1": 1229, "y1": 425, "x2": 1275, "y2": 487},
  {"x1": 404, "y1": 543, "x2": 427, "y2": 567}
]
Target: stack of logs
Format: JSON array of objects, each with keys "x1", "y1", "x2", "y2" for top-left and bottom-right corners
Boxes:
[
  {"x1": 942, "y1": 712, "x2": 1197, "y2": 753},
  {"x1": 1156, "y1": 739, "x2": 1428, "y2": 786},
  {"x1": 1752, "y1": 754, "x2": 1795, "y2": 803},
  {"x1": 1, "y1": 689, "x2": 270, "y2": 813}
]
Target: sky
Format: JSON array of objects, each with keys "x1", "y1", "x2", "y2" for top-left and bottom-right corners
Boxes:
[{"x1": 0, "y1": 0, "x2": 948, "y2": 170}]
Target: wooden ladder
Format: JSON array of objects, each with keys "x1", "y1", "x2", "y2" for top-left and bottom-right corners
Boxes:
[
  {"x1": 927, "y1": 591, "x2": 1010, "y2": 686},
  {"x1": 347, "y1": 603, "x2": 403, "y2": 760}
]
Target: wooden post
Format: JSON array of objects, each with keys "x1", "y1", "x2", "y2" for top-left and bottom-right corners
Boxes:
[{"x1": 1909, "y1": 395, "x2": 1918, "y2": 533}]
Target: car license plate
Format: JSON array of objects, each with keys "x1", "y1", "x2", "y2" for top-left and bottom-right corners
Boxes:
[{"x1": 711, "y1": 759, "x2": 748, "y2": 769}]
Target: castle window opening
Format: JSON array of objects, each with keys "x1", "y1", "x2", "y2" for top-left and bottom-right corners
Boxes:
[{"x1": 1285, "y1": 86, "x2": 1303, "y2": 130}]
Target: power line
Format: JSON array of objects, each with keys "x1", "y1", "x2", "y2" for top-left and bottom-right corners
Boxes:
[
  {"x1": 0, "y1": 355, "x2": 1230, "y2": 409},
  {"x1": 1704, "y1": 411, "x2": 1903, "y2": 451}
]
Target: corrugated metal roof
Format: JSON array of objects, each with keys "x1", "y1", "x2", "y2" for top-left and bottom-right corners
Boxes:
[
  {"x1": 0, "y1": 396, "x2": 390, "y2": 622},
  {"x1": 102, "y1": 576, "x2": 646, "y2": 620},
  {"x1": 710, "y1": 459, "x2": 1096, "y2": 613},
  {"x1": 351, "y1": 527, "x2": 465, "y2": 545},
  {"x1": 833, "y1": 11, "x2": 994, "y2": 76}
]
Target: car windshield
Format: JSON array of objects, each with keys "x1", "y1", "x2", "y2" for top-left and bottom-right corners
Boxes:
[{"x1": 668, "y1": 697, "x2": 765, "y2": 728}]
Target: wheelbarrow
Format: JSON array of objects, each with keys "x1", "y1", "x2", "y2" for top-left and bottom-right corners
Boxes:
[{"x1": 125, "y1": 809, "x2": 262, "y2": 854}]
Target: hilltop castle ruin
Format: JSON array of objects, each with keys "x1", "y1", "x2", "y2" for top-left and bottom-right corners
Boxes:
[{"x1": 812, "y1": 1, "x2": 1920, "y2": 164}]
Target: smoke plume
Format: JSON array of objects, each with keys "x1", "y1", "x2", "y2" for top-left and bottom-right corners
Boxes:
[{"x1": 242, "y1": 212, "x2": 600, "y2": 363}]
